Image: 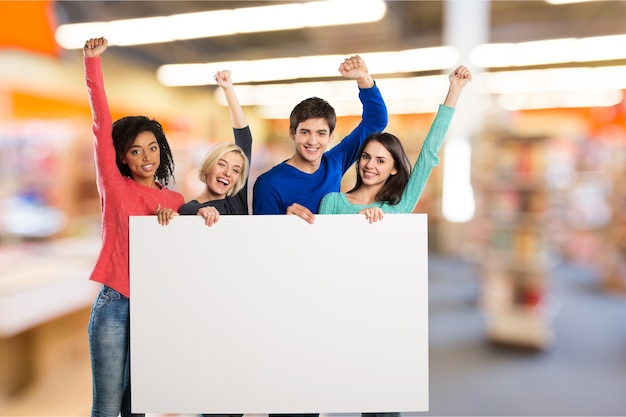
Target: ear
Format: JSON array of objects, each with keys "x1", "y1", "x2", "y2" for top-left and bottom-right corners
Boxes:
[
  {"x1": 289, "y1": 129, "x2": 296, "y2": 141},
  {"x1": 390, "y1": 168, "x2": 398, "y2": 176},
  {"x1": 328, "y1": 131, "x2": 335, "y2": 143}
]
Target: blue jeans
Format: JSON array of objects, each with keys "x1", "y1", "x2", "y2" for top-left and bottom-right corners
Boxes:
[{"x1": 88, "y1": 285, "x2": 144, "y2": 417}]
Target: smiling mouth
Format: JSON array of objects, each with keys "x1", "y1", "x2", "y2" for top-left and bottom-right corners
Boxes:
[{"x1": 217, "y1": 178, "x2": 230, "y2": 186}]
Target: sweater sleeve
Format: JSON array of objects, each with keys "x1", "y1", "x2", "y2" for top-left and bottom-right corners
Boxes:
[
  {"x1": 84, "y1": 56, "x2": 122, "y2": 194},
  {"x1": 234, "y1": 125, "x2": 253, "y2": 212},
  {"x1": 330, "y1": 83, "x2": 389, "y2": 173},
  {"x1": 398, "y1": 104, "x2": 455, "y2": 212}
]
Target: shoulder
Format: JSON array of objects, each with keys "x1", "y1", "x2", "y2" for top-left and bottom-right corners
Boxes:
[
  {"x1": 319, "y1": 192, "x2": 343, "y2": 214},
  {"x1": 256, "y1": 161, "x2": 292, "y2": 181}
]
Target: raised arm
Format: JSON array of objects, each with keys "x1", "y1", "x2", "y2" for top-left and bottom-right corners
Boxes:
[
  {"x1": 442, "y1": 65, "x2": 472, "y2": 108},
  {"x1": 332, "y1": 55, "x2": 388, "y2": 173},
  {"x1": 397, "y1": 66, "x2": 472, "y2": 212},
  {"x1": 83, "y1": 36, "x2": 124, "y2": 191},
  {"x1": 215, "y1": 70, "x2": 247, "y2": 129}
]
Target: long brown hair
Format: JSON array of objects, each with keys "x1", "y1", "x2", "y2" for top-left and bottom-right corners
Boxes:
[{"x1": 348, "y1": 133, "x2": 411, "y2": 205}]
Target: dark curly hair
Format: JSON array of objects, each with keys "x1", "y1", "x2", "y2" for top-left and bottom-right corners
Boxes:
[
  {"x1": 111, "y1": 116, "x2": 176, "y2": 187},
  {"x1": 289, "y1": 97, "x2": 336, "y2": 134},
  {"x1": 348, "y1": 132, "x2": 411, "y2": 205}
]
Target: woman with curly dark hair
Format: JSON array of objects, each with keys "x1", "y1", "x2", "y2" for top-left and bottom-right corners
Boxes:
[{"x1": 83, "y1": 36, "x2": 184, "y2": 417}]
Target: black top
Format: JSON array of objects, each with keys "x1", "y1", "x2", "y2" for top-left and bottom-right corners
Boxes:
[{"x1": 178, "y1": 126, "x2": 252, "y2": 216}]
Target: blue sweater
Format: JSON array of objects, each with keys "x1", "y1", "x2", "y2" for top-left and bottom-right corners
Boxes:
[{"x1": 252, "y1": 84, "x2": 388, "y2": 214}]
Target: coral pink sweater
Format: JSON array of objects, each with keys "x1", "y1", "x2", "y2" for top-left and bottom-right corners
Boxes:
[{"x1": 85, "y1": 56, "x2": 184, "y2": 298}]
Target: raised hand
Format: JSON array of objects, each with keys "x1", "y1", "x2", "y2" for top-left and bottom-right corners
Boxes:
[
  {"x1": 215, "y1": 70, "x2": 233, "y2": 90},
  {"x1": 338, "y1": 55, "x2": 374, "y2": 88},
  {"x1": 449, "y1": 65, "x2": 472, "y2": 89},
  {"x1": 83, "y1": 37, "x2": 108, "y2": 58}
]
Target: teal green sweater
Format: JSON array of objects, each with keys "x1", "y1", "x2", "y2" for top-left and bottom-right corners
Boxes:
[{"x1": 318, "y1": 104, "x2": 454, "y2": 214}]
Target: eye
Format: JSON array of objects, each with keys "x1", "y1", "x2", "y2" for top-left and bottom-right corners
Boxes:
[
  {"x1": 129, "y1": 149, "x2": 141, "y2": 156},
  {"x1": 362, "y1": 154, "x2": 370, "y2": 160},
  {"x1": 233, "y1": 168, "x2": 241, "y2": 175},
  {"x1": 150, "y1": 145, "x2": 159, "y2": 152},
  {"x1": 377, "y1": 158, "x2": 385, "y2": 164}
]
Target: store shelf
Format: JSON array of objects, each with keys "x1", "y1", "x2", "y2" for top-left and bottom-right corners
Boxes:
[{"x1": 471, "y1": 133, "x2": 556, "y2": 349}]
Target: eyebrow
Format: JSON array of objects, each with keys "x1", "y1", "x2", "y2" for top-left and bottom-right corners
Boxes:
[
  {"x1": 363, "y1": 151, "x2": 388, "y2": 160},
  {"x1": 218, "y1": 158, "x2": 242, "y2": 168},
  {"x1": 129, "y1": 141, "x2": 158, "y2": 148},
  {"x1": 298, "y1": 128, "x2": 328, "y2": 134}
]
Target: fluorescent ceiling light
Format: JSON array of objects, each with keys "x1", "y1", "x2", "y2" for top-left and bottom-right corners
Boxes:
[
  {"x1": 498, "y1": 90, "x2": 623, "y2": 111},
  {"x1": 157, "y1": 47, "x2": 459, "y2": 86},
  {"x1": 214, "y1": 74, "x2": 459, "y2": 117},
  {"x1": 545, "y1": 0, "x2": 600, "y2": 4},
  {"x1": 471, "y1": 34, "x2": 626, "y2": 68},
  {"x1": 218, "y1": 65, "x2": 626, "y2": 116},
  {"x1": 55, "y1": 0, "x2": 387, "y2": 49},
  {"x1": 482, "y1": 66, "x2": 626, "y2": 94}
]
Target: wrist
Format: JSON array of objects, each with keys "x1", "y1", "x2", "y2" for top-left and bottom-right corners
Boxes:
[{"x1": 357, "y1": 75, "x2": 375, "y2": 89}]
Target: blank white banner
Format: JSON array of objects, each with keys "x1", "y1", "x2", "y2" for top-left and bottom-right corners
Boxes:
[{"x1": 129, "y1": 214, "x2": 429, "y2": 414}]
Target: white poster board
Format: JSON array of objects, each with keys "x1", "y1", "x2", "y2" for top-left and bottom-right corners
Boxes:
[{"x1": 130, "y1": 214, "x2": 429, "y2": 414}]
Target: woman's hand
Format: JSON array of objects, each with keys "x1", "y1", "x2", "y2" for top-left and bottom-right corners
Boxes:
[
  {"x1": 449, "y1": 65, "x2": 472, "y2": 88},
  {"x1": 83, "y1": 37, "x2": 108, "y2": 58},
  {"x1": 358, "y1": 207, "x2": 384, "y2": 224},
  {"x1": 198, "y1": 206, "x2": 220, "y2": 227},
  {"x1": 155, "y1": 204, "x2": 179, "y2": 226}
]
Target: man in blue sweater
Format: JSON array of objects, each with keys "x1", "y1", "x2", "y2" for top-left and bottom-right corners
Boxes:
[{"x1": 252, "y1": 55, "x2": 388, "y2": 222}]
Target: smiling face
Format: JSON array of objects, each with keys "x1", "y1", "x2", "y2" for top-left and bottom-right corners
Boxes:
[
  {"x1": 202, "y1": 150, "x2": 244, "y2": 200},
  {"x1": 121, "y1": 130, "x2": 161, "y2": 187},
  {"x1": 289, "y1": 118, "x2": 334, "y2": 172},
  {"x1": 358, "y1": 139, "x2": 398, "y2": 188}
]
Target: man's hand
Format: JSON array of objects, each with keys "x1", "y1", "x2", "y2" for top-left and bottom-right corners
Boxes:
[
  {"x1": 286, "y1": 203, "x2": 315, "y2": 224},
  {"x1": 338, "y1": 55, "x2": 374, "y2": 89}
]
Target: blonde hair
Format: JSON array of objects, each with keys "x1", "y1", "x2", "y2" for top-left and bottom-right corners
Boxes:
[{"x1": 197, "y1": 142, "x2": 249, "y2": 198}]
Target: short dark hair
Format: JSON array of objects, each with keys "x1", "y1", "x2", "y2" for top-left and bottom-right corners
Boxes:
[
  {"x1": 349, "y1": 133, "x2": 411, "y2": 205},
  {"x1": 289, "y1": 97, "x2": 336, "y2": 134},
  {"x1": 111, "y1": 116, "x2": 176, "y2": 187}
]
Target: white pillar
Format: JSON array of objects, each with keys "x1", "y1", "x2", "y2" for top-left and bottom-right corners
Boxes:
[{"x1": 440, "y1": 0, "x2": 489, "y2": 223}]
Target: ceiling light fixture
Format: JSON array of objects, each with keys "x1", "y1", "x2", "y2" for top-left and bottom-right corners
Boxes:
[
  {"x1": 55, "y1": 0, "x2": 387, "y2": 49},
  {"x1": 218, "y1": 65, "x2": 626, "y2": 116},
  {"x1": 157, "y1": 47, "x2": 460, "y2": 86},
  {"x1": 471, "y1": 34, "x2": 626, "y2": 68}
]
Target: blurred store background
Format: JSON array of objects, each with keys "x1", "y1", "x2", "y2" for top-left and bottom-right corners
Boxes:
[{"x1": 1, "y1": 0, "x2": 626, "y2": 415}]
